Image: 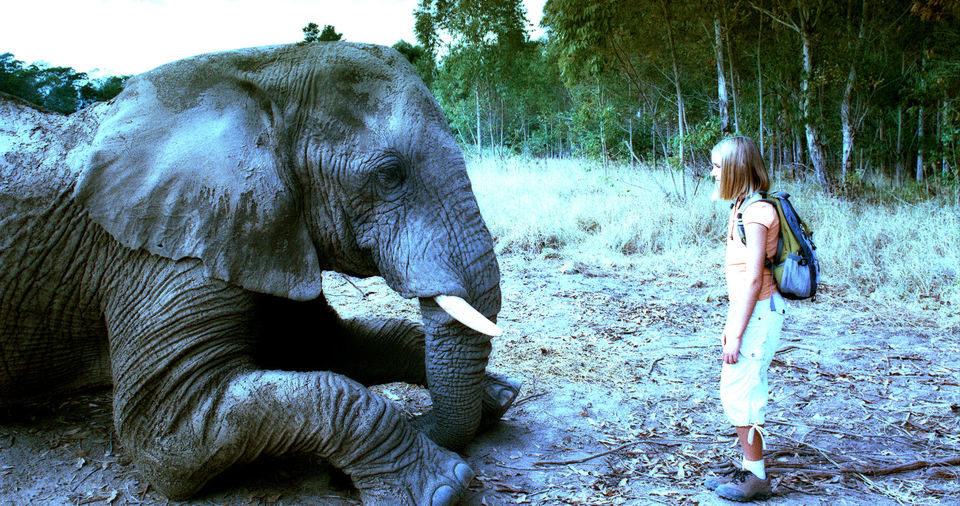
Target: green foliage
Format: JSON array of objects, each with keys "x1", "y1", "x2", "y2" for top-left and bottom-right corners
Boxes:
[
  {"x1": 319, "y1": 24, "x2": 343, "y2": 41},
  {"x1": 354, "y1": 1, "x2": 960, "y2": 197},
  {"x1": 674, "y1": 116, "x2": 724, "y2": 164},
  {"x1": 0, "y1": 53, "x2": 42, "y2": 104},
  {"x1": 302, "y1": 23, "x2": 342, "y2": 43},
  {"x1": 302, "y1": 22, "x2": 320, "y2": 42},
  {"x1": 392, "y1": 40, "x2": 436, "y2": 88},
  {"x1": 416, "y1": 0, "x2": 547, "y2": 153},
  {"x1": 0, "y1": 53, "x2": 127, "y2": 114}
]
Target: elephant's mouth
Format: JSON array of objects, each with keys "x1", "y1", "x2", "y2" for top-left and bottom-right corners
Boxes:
[{"x1": 431, "y1": 295, "x2": 502, "y2": 337}]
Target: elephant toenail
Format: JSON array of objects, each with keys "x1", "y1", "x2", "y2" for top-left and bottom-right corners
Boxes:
[
  {"x1": 454, "y1": 462, "x2": 475, "y2": 484},
  {"x1": 498, "y1": 389, "x2": 515, "y2": 406},
  {"x1": 431, "y1": 485, "x2": 457, "y2": 505}
]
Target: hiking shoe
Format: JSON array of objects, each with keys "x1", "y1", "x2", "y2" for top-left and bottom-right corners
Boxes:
[
  {"x1": 704, "y1": 469, "x2": 738, "y2": 490},
  {"x1": 714, "y1": 470, "x2": 772, "y2": 502}
]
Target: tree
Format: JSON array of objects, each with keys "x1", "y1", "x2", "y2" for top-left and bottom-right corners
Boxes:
[
  {"x1": 752, "y1": 0, "x2": 836, "y2": 191},
  {"x1": 1, "y1": 53, "x2": 127, "y2": 115},
  {"x1": 415, "y1": 0, "x2": 529, "y2": 154},
  {"x1": 392, "y1": 40, "x2": 436, "y2": 88},
  {"x1": 1, "y1": 53, "x2": 43, "y2": 105},
  {"x1": 839, "y1": 0, "x2": 867, "y2": 186},
  {"x1": 715, "y1": 14, "x2": 731, "y2": 134},
  {"x1": 302, "y1": 23, "x2": 342, "y2": 42},
  {"x1": 319, "y1": 24, "x2": 343, "y2": 41},
  {"x1": 543, "y1": 0, "x2": 712, "y2": 172},
  {"x1": 302, "y1": 22, "x2": 320, "y2": 42}
]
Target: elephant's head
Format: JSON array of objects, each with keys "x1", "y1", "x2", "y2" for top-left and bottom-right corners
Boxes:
[{"x1": 72, "y1": 42, "x2": 501, "y2": 449}]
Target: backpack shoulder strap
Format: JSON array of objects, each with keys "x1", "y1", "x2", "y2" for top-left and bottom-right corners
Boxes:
[{"x1": 735, "y1": 191, "x2": 771, "y2": 245}]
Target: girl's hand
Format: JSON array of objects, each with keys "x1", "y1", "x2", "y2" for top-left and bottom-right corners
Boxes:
[{"x1": 722, "y1": 333, "x2": 741, "y2": 364}]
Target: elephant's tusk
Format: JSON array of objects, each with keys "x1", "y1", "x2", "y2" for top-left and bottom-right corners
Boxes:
[{"x1": 433, "y1": 295, "x2": 503, "y2": 337}]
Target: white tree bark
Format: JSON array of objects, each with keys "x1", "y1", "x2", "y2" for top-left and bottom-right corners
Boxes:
[
  {"x1": 841, "y1": 0, "x2": 867, "y2": 186},
  {"x1": 715, "y1": 17, "x2": 730, "y2": 133},
  {"x1": 917, "y1": 104, "x2": 925, "y2": 182},
  {"x1": 800, "y1": 22, "x2": 831, "y2": 190},
  {"x1": 660, "y1": 0, "x2": 687, "y2": 195}
]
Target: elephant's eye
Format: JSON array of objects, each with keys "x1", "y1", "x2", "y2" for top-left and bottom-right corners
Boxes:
[
  {"x1": 376, "y1": 162, "x2": 405, "y2": 191},
  {"x1": 366, "y1": 150, "x2": 407, "y2": 196}
]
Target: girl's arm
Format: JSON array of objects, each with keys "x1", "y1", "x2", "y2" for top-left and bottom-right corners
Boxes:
[{"x1": 722, "y1": 221, "x2": 768, "y2": 364}]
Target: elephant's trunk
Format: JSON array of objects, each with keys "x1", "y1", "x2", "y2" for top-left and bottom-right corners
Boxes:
[{"x1": 418, "y1": 296, "x2": 493, "y2": 450}]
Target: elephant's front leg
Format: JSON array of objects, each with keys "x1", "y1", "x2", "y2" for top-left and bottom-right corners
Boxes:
[
  {"x1": 145, "y1": 370, "x2": 473, "y2": 504},
  {"x1": 105, "y1": 274, "x2": 472, "y2": 503},
  {"x1": 338, "y1": 317, "x2": 521, "y2": 430},
  {"x1": 254, "y1": 295, "x2": 521, "y2": 429}
]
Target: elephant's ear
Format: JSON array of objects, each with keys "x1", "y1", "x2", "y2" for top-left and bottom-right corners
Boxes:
[{"x1": 74, "y1": 72, "x2": 323, "y2": 300}]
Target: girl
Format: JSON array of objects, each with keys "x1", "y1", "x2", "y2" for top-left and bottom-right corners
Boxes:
[{"x1": 706, "y1": 136, "x2": 786, "y2": 502}]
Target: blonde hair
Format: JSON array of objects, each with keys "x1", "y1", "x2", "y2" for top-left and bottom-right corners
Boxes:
[{"x1": 711, "y1": 136, "x2": 769, "y2": 201}]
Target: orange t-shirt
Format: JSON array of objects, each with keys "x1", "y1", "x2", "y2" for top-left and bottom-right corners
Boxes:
[{"x1": 726, "y1": 199, "x2": 780, "y2": 301}]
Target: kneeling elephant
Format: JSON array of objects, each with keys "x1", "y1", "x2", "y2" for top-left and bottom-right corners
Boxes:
[{"x1": 0, "y1": 41, "x2": 520, "y2": 504}]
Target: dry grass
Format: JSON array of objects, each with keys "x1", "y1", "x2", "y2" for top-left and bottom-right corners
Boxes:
[{"x1": 468, "y1": 155, "x2": 960, "y2": 317}]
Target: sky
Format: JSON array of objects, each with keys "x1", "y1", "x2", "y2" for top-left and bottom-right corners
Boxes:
[{"x1": 2, "y1": 0, "x2": 547, "y2": 78}]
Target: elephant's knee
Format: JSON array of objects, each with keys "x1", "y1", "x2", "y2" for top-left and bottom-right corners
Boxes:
[
  {"x1": 126, "y1": 437, "x2": 221, "y2": 500},
  {"x1": 116, "y1": 378, "x2": 257, "y2": 499}
]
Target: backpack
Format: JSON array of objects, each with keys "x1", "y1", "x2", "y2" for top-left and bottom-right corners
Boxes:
[{"x1": 736, "y1": 191, "x2": 820, "y2": 300}]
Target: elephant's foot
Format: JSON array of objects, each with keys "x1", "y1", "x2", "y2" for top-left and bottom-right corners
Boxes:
[
  {"x1": 352, "y1": 431, "x2": 474, "y2": 505},
  {"x1": 409, "y1": 372, "x2": 521, "y2": 440},
  {"x1": 479, "y1": 372, "x2": 522, "y2": 429}
]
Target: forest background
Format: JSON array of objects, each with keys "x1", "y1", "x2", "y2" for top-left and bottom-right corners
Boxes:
[{"x1": 4, "y1": 0, "x2": 959, "y2": 193}]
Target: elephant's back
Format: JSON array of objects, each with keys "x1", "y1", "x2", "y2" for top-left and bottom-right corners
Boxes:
[{"x1": 1, "y1": 93, "x2": 104, "y2": 200}]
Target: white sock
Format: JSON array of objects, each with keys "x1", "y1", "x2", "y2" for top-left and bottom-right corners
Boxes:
[{"x1": 743, "y1": 458, "x2": 766, "y2": 479}]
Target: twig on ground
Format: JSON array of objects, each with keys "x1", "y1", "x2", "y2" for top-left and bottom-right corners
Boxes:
[
  {"x1": 71, "y1": 466, "x2": 100, "y2": 491},
  {"x1": 775, "y1": 432, "x2": 844, "y2": 469},
  {"x1": 493, "y1": 463, "x2": 553, "y2": 472},
  {"x1": 768, "y1": 456, "x2": 960, "y2": 478},
  {"x1": 532, "y1": 437, "x2": 709, "y2": 467},
  {"x1": 534, "y1": 441, "x2": 642, "y2": 466},
  {"x1": 338, "y1": 273, "x2": 368, "y2": 299},
  {"x1": 767, "y1": 419, "x2": 908, "y2": 442},
  {"x1": 777, "y1": 344, "x2": 821, "y2": 354},
  {"x1": 649, "y1": 357, "x2": 664, "y2": 373},
  {"x1": 513, "y1": 392, "x2": 547, "y2": 407}
]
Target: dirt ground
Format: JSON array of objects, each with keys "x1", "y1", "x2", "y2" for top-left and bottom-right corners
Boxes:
[{"x1": 1, "y1": 254, "x2": 958, "y2": 505}]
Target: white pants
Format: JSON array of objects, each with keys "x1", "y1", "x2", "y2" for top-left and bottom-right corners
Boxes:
[{"x1": 720, "y1": 293, "x2": 787, "y2": 427}]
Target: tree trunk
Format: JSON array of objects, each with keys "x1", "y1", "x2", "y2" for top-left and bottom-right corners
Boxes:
[
  {"x1": 715, "y1": 17, "x2": 731, "y2": 134},
  {"x1": 800, "y1": 22, "x2": 832, "y2": 190},
  {"x1": 941, "y1": 100, "x2": 949, "y2": 176},
  {"x1": 598, "y1": 77, "x2": 606, "y2": 166},
  {"x1": 475, "y1": 82, "x2": 482, "y2": 155},
  {"x1": 917, "y1": 104, "x2": 925, "y2": 182},
  {"x1": 499, "y1": 96, "x2": 504, "y2": 152},
  {"x1": 896, "y1": 103, "x2": 904, "y2": 186},
  {"x1": 724, "y1": 16, "x2": 740, "y2": 133},
  {"x1": 757, "y1": 5, "x2": 765, "y2": 163},
  {"x1": 795, "y1": 128, "x2": 804, "y2": 166},
  {"x1": 660, "y1": 0, "x2": 687, "y2": 195},
  {"x1": 651, "y1": 121, "x2": 657, "y2": 167},
  {"x1": 841, "y1": 0, "x2": 866, "y2": 187}
]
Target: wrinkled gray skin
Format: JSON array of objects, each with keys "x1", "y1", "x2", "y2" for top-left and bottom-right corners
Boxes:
[{"x1": 0, "y1": 42, "x2": 521, "y2": 504}]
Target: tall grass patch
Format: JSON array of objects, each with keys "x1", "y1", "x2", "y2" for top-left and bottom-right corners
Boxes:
[
  {"x1": 468, "y1": 156, "x2": 727, "y2": 266},
  {"x1": 468, "y1": 156, "x2": 960, "y2": 308}
]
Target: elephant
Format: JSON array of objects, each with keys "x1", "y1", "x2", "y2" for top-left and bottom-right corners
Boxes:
[{"x1": 0, "y1": 42, "x2": 521, "y2": 504}]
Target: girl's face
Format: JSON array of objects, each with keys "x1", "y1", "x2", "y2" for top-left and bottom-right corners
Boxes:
[
  {"x1": 710, "y1": 155, "x2": 723, "y2": 201},
  {"x1": 711, "y1": 156, "x2": 722, "y2": 182}
]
